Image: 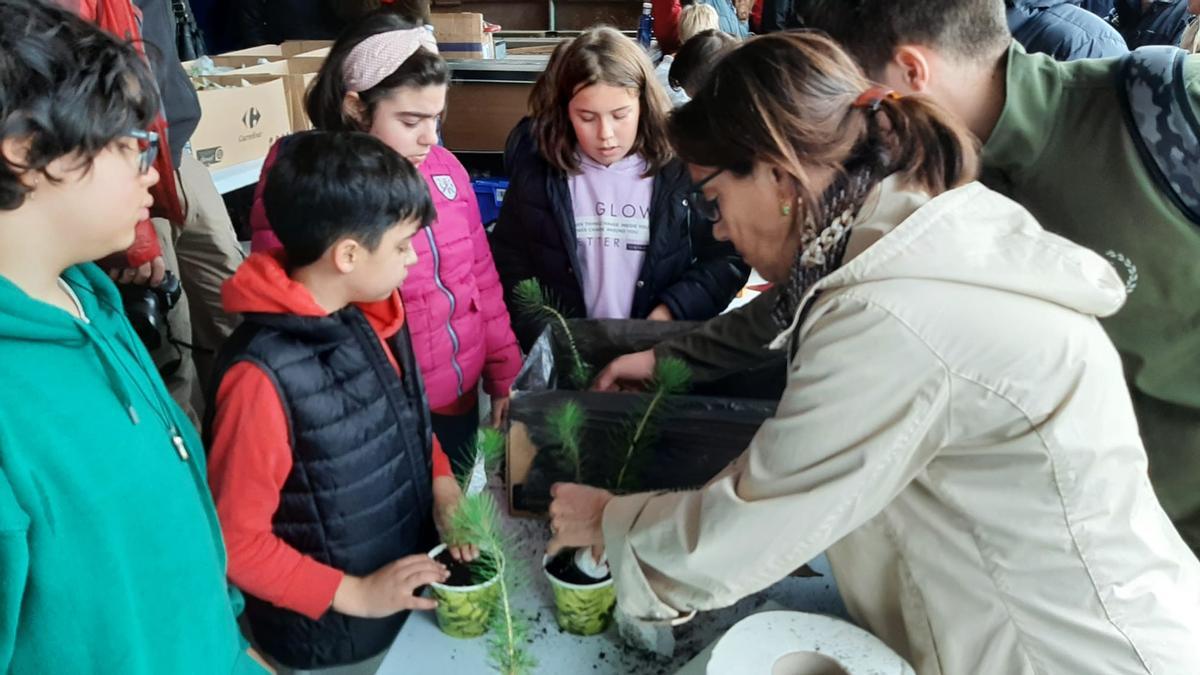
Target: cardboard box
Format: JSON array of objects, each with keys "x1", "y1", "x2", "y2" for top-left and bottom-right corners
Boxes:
[
  {"x1": 217, "y1": 44, "x2": 283, "y2": 58},
  {"x1": 431, "y1": 13, "x2": 495, "y2": 59},
  {"x1": 280, "y1": 40, "x2": 333, "y2": 57},
  {"x1": 190, "y1": 76, "x2": 291, "y2": 170},
  {"x1": 292, "y1": 47, "x2": 331, "y2": 59},
  {"x1": 230, "y1": 57, "x2": 325, "y2": 132}
]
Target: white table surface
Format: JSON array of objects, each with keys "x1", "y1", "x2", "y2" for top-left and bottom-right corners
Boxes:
[
  {"x1": 210, "y1": 156, "x2": 266, "y2": 195},
  {"x1": 377, "y1": 498, "x2": 847, "y2": 675}
]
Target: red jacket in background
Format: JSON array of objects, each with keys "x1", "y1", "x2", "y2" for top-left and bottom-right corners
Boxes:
[{"x1": 653, "y1": 0, "x2": 684, "y2": 53}]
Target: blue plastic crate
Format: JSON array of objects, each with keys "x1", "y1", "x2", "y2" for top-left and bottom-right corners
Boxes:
[{"x1": 473, "y1": 178, "x2": 508, "y2": 226}]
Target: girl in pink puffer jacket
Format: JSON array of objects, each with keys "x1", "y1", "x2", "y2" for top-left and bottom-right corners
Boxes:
[{"x1": 249, "y1": 11, "x2": 522, "y2": 465}]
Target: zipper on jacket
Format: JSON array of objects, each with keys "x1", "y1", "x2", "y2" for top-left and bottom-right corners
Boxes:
[{"x1": 423, "y1": 228, "x2": 466, "y2": 398}]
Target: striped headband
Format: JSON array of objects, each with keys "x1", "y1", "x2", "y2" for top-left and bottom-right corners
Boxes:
[{"x1": 343, "y1": 27, "x2": 439, "y2": 93}]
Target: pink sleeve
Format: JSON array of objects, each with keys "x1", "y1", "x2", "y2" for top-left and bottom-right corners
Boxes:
[
  {"x1": 249, "y1": 140, "x2": 284, "y2": 253},
  {"x1": 208, "y1": 362, "x2": 344, "y2": 621},
  {"x1": 462, "y1": 173, "x2": 523, "y2": 398}
]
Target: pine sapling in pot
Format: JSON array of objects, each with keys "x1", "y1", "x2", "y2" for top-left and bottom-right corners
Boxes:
[
  {"x1": 548, "y1": 400, "x2": 587, "y2": 483},
  {"x1": 611, "y1": 357, "x2": 693, "y2": 492},
  {"x1": 443, "y1": 429, "x2": 536, "y2": 675},
  {"x1": 513, "y1": 279, "x2": 592, "y2": 388}
]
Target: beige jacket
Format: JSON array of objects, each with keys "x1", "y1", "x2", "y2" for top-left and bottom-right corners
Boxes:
[
  {"x1": 602, "y1": 180, "x2": 1200, "y2": 674},
  {"x1": 1184, "y1": 18, "x2": 1199, "y2": 54}
]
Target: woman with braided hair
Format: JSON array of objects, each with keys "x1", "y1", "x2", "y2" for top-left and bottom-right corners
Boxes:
[{"x1": 547, "y1": 31, "x2": 1200, "y2": 675}]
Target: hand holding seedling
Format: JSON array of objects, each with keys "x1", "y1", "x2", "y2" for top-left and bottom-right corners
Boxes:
[
  {"x1": 546, "y1": 482, "x2": 613, "y2": 560},
  {"x1": 332, "y1": 555, "x2": 449, "y2": 618},
  {"x1": 593, "y1": 349, "x2": 656, "y2": 392},
  {"x1": 433, "y1": 475, "x2": 481, "y2": 562}
]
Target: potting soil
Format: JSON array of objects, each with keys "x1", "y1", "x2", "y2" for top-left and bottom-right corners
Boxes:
[{"x1": 434, "y1": 549, "x2": 498, "y2": 587}]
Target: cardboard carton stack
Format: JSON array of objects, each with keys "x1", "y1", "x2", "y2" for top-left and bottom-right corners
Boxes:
[{"x1": 183, "y1": 40, "x2": 333, "y2": 171}]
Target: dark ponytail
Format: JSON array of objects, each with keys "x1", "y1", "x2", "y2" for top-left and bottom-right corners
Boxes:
[
  {"x1": 305, "y1": 9, "x2": 449, "y2": 132},
  {"x1": 670, "y1": 31, "x2": 978, "y2": 234},
  {"x1": 869, "y1": 95, "x2": 979, "y2": 197}
]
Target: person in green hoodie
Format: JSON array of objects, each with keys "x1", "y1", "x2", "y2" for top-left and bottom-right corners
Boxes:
[
  {"x1": 0, "y1": 1, "x2": 269, "y2": 671},
  {"x1": 595, "y1": 0, "x2": 1200, "y2": 556}
]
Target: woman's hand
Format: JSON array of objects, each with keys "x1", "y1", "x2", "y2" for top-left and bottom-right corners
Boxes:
[
  {"x1": 489, "y1": 395, "x2": 511, "y2": 428},
  {"x1": 592, "y1": 349, "x2": 657, "y2": 392},
  {"x1": 546, "y1": 483, "x2": 613, "y2": 560},
  {"x1": 433, "y1": 476, "x2": 480, "y2": 562}
]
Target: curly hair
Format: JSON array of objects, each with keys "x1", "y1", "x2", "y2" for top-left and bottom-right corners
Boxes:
[{"x1": 0, "y1": 0, "x2": 160, "y2": 211}]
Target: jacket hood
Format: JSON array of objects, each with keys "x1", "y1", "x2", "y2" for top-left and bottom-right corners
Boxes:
[
  {"x1": 0, "y1": 263, "x2": 120, "y2": 344},
  {"x1": 0, "y1": 263, "x2": 148, "y2": 425},
  {"x1": 223, "y1": 250, "x2": 405, "y2": 337},
  {"x1": 778, "y1": 179, "x2": 1127, "y2": 346}
]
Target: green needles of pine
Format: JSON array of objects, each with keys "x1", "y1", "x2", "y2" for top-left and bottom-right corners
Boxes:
[
  {"x1": 548, "y1": 401, "x2": 586, "y2": 483},
  {"x1": 513, "y1": 279, "x2": 592, "y2": 389},
  {"x1": 613, "y1": 357, "x2": 692, "y2": 491},
  {"x1": 447, "y1": 431, "x2": 536, "y2": 675}
]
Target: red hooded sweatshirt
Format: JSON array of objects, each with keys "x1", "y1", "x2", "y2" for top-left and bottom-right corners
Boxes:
[{"x1": 207, "y1": 252, "x2": 452, "y2": 620}]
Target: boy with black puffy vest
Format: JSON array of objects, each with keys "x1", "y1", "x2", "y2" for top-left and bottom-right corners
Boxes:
[{"x1": 205, "y1": 131, "x2": 476, "y2": 670}]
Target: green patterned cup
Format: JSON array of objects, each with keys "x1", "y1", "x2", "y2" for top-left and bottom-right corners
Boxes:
[
  {"x1": 543, "y1": 554, "x2": 616, "y2": 636},
  {"x1": 428, "y1": 544, "x2": 500, "y2": 638}
]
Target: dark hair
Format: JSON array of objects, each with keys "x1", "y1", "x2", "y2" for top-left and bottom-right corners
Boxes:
[
  {"x1": 671, "y1": 31, "x2": 978, "y2": 231},
  {"x1": 669, "y1": 30, "x2": 738, "y2": 95},
  {"x1": 306, "y1": 9, "x2": 449, "y2": 132},
  {"x1": 0, "y1": 0, "x2": 160, "y2": 211},
  {"x1": 528, "y1": 27, "x2": 674, "y2": 176},
  {"x1": 264, "y1": 131, "x2": 435, "y2": 267},
  {"x1": 800, "y1": 0, "x2": 1011, "y2": 75}
]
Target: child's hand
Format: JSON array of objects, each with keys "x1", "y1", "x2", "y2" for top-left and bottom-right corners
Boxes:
[
  {"x1": 490, "y1": 395, "x2": 511, "y2": 428},
  {"x1": 332, "y1": 555, "x2": 449, "y2": 618},
  {"x1": 433, "y1": 476, "x2": 481, "y2": 562}
]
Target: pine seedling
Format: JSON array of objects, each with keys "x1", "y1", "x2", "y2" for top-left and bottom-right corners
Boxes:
[
  {"x1": 547, "y1": 400, "x2": 587, "y2": 483},
  {"x1": 447, "y1": 429, "x2": 536, "y2": 675},
  {"x1": 513, "y1": 279, "x2": 592, "y2": 388},
  {"x1": 612, "y1": 357, "x2": 693, "y2": 492}
]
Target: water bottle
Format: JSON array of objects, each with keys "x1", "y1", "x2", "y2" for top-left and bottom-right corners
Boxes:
[{"x1": 638, "y1": 2, "x2": 654, "y2": 47}]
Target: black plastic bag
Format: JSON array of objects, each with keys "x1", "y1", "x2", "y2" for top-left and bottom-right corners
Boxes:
[{"x1": 509, "y1": 319, "x2": 785, "y2": 514}]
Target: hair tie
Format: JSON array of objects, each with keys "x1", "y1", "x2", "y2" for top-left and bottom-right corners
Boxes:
[
  {"x1": 343, "y1": 27, "x2": 439, "y2": 93},
  {"x1": 852, "y1": 86, "x2": 899, "y2": 112}
]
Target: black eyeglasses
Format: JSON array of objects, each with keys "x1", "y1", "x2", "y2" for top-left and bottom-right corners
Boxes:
[
  {"x1": 688, "y1": 168, "x2": 724, "y2": 223},
  {"x1": 126, "y1": 129, "x2": 159, "y2": 175}
]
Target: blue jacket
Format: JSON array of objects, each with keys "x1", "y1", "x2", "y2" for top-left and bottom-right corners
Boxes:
[
  {"x1": 1008, "y1": 0, "x2": 1129, "y2": 60},
  {"x1": 701, "y1": 0, "x2": 750, "y2": 39},
  {"x1": 1111, "y1": 0, "x2": 1193, "y2": 48},
  {"x1": 1075, "y1": 0, "x2": 1116, "y2": 18}
]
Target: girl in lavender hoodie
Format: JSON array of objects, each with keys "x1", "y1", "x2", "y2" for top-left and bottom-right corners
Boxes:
[{"x1": 492, "y1": 27, "x2": 748, "y2": 350}]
